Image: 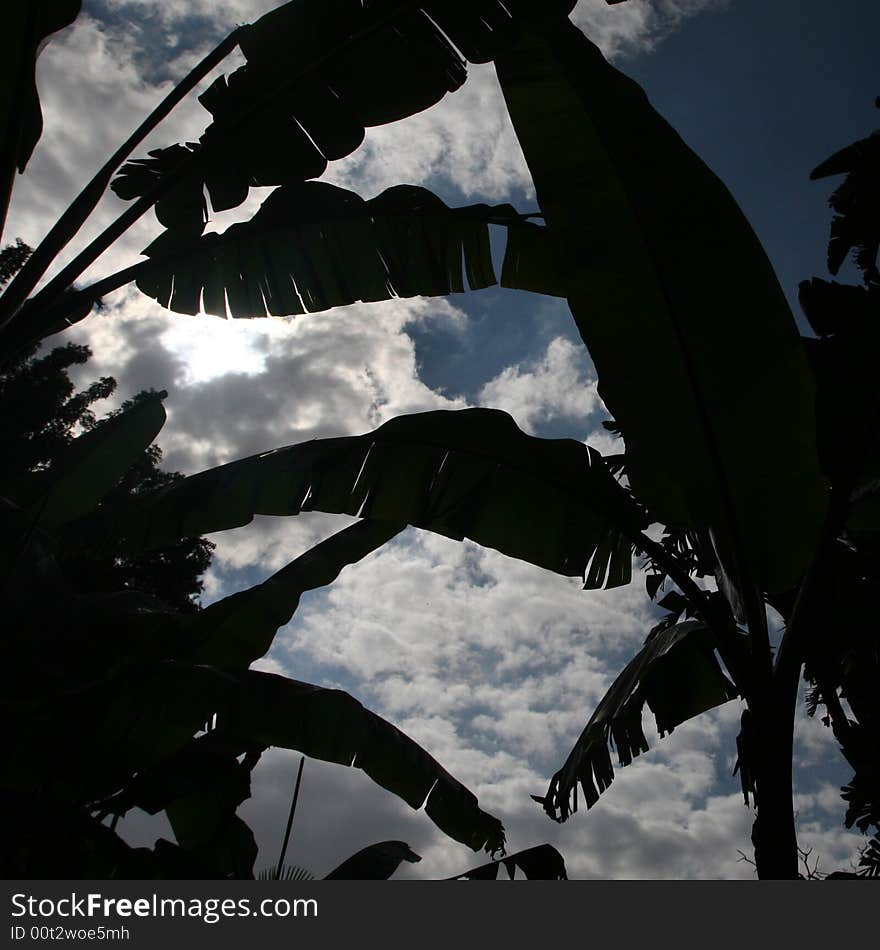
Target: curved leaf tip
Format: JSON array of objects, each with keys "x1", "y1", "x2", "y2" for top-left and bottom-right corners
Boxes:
[{"x1": 540, "y1": 621, "x2": 737, "y2": 822}]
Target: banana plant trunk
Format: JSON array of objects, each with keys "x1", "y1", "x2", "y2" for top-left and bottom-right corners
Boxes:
[{"x1": 749, "y1": 674, "x2": 801, "y2": 879}]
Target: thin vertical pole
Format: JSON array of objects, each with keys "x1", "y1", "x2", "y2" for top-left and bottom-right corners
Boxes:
[{"x1": 275, "y1": 756, "x2": 305, "y2": 880}]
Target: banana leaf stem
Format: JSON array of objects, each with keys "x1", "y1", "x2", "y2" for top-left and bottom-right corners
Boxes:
[{"x1": 0, "y1": 28, "x2": 247, "y2": 332}]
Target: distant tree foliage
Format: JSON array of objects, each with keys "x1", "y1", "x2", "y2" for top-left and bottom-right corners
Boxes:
[
  {"x1": 0, "y1": 340, "x2": 214, "y2": 612},
  {"x1": 0, "y1": 238, "x2": 32, "y2": 285},
  {"x1": 0, "y1": 341, "x2": 114, "y2": 476},
  {"x1": 68, "y1": 394, "x2": 215, "y2": 613},
  {"x1": 0, "y1": 242, "x2": 214, "y2": 611}
]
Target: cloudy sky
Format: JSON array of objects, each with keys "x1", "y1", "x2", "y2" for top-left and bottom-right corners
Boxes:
[{"x1": 7, "y1": 0, "x2": 879, "y2": 879}]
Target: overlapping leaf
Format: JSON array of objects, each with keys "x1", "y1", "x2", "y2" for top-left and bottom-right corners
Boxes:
[
  {"x1": 68, "y1": 408, "x2": 648, "y2": 590},
  {"x1": 223, "y1": 670, "x2": 505, "y2": 853},
  {"x1": 13, "y1": 657, "x2": 504, "y2": 853},
  {"x1": 110, "y1": 0, "x2": 578, "y2": 229},
  {"x1": 536, "y1": 620, "x2": 737, "y2": 821},
  {"x1": 495, "y1": 20, "x2": 828, "y2": 595},
  {"x1": 133, "y1": 183, "x2": 517, "y2": 317}
]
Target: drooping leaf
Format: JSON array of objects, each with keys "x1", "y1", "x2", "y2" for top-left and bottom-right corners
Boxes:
[
  {"x1": 221, "y1": 670, "x2": 505, "y2": 853},
  {"x1": 23, "y1": 656, "x2": 504, "y2": 853},
  {"x1": 111, "y1": 0, "x2": 577, "y2": 224},
  {"x1": 25, "y1": 389, "x2": 166, "y2": 530},
  {"x1": 495, "y1": 21, "x2": 828, "y2": 595},
  {"x1": 133, "y1": 183, "x2": 519, "y2": 317},
  {"x1": 323, "y1": 841, "x2": 421, "y2": 880},
  {"x1": 184, "y1": 519, "x2": 404, "y2": 668},
  {"x1": 8, "y1": 519, "x2": 399, "y2": 808},
  {"x1": 450, "y1": 843, "x2": 567, "y2": 880},
  {"x1": 68, "y1": 408, "x2": 647, "y2": 590},
  {"x1": 536, "y1": 621, "x2": 738, "y2": 821},
  {"x1": 0, "y1": 1, "x2": 81, "y2": 226}
]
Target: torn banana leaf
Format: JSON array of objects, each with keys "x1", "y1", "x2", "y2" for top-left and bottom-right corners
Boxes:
[
  {"x1": 536, "y1": 620, "x2": 737, "y2": 822},
  {"x1": 223, "y1": 669, "x2": 505, "y2": 854},
  {"x1": 66, "y1": 408, "x2": 648, "y2": 591},
  {"x1": 111, "y1": 0, "x2": 577, "y2": 226},
  {"x1": 133, "y1": 182, "x2": 519, "y2": 317},
  {"x1": 20, "y1": 659, "x2": 504, "y2": 854}
]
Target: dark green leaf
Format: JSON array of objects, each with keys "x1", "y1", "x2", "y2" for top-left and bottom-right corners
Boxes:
[
  {"x1": 28, "y1": 390, "x2": 166, "y2": 530},
  {"x1": 0, "y1": 2, "x2": 81, "y2": 181},
  {"x1": 538, "y1": 620, "x2": 738, "y2": 821},
  {"x1": 495, "y1": 21, "x2": 828, "y2": 594},
  {"x1": 798, "y1": 278, "x2": 879, "y2": 340},
  {"x1": 223, "y1": 670, "x2": 505, "y2": 853},
  {"x1": 112, "y1": 1, "x2": 577, "y2": 225},
  {"x1": 166, "y1": 805, "x2": 258, "y2": 879},
  {"x1": 111, "y1": 144, "x2": 208, "y2": 235},
  {"x1": 802, "y1": 319, "x2": 880, "y2": 529},
  {"x1": 0, "y1": 788, "x2": 175, "y2": 879},
  {"x1": 69, "y1": 408, "x2": 647, "y2": 590},
  {"x1": 26, "y1": 657, "x2": 504, "y2": 854},
  {"x1": 135, "y1": 182, "x2": 521, "y2": 317},
  {"x1": 500, "y1": 220, "x2": 569, "y2": 297},
  {"x1": 11, "y1": 660, "x2": 234, "y2": 805},
  {"x1": 97, "y1": 734, "x2": 260, "y2": 819}
]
